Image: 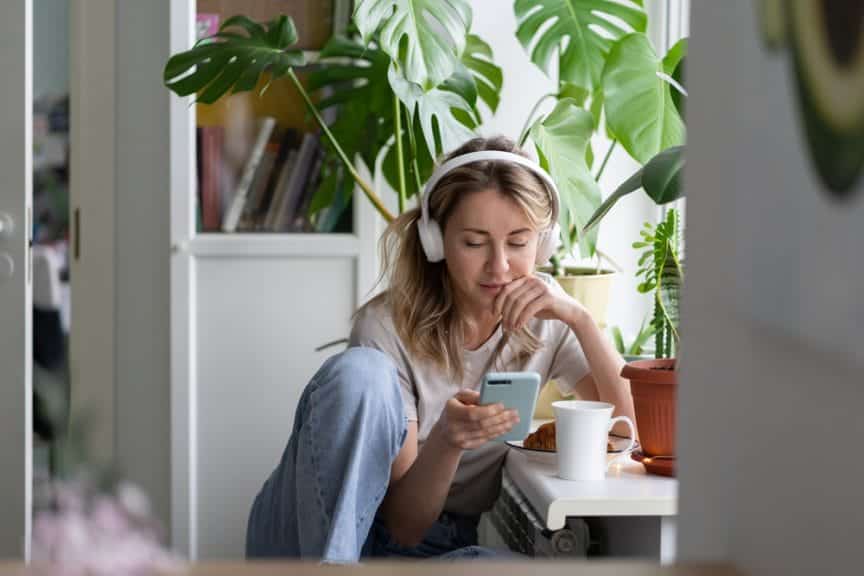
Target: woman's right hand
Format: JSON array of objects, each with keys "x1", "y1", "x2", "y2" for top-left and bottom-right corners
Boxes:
[{"x1": 434, "y1": 390, "x2": 520, "y2": 450}]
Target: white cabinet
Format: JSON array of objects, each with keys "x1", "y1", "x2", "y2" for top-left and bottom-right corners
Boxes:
[{"x1": 168, "y1": 0, "x2": 377, "y2": 559}]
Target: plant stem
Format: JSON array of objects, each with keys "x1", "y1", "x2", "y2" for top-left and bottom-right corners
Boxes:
[
  {"x1": 393, "y1": 93, "x2": 407, "y2": 214},
  {"x1": 287, "y1": 69, "x2": 394, "y2": 222},
  {"x1": 518, "y1": 92, "x2": 557, "y2": 147},
  {"x1": 595, "y1": 139, "x2": 617, "y2": 181},
  {"x1": 595, "y1": 248, "x2": 624, "y2": 273},
  {"x1": 404, "y1": 103, "x2": 423, "y2": 197}
]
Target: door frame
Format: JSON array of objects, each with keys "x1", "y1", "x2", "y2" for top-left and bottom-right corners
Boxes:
[{"x1": 0, "y1": 0, "x2": 33, "y2": 561}]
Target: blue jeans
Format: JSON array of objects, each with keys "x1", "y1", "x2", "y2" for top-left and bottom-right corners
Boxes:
[{"x1": 245, "y1": 347, "x2": 504, "y2": 563}]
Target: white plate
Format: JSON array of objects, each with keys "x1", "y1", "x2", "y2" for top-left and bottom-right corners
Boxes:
[{"x1": 506, "y1": 434, "x2": 640, "y2": 454}]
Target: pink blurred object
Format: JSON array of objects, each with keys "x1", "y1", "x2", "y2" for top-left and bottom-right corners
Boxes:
[
  {"x1": 32, "y1": 480, "x2": 183, "y2": 576},
  {"x1": 196, "y1": 13, "x2": 220, "y2": 40}
]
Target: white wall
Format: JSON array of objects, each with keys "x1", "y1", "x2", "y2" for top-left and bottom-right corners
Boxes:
[{"x1": 678, "y1": 2, "x2": 863, "y2": 574}]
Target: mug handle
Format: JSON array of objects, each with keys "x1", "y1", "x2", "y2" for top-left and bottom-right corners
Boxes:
[{"x1": 606, "y1": 416, "x2": 636, "y2": 469}]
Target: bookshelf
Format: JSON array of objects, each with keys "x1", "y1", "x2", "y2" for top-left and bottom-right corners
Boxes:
[
  {"x1": 169, "y1": 0, "x2": 379, "y2": 560},
  {"x1": 193, "y1": 0, "x2": 351, "y2": 235}
]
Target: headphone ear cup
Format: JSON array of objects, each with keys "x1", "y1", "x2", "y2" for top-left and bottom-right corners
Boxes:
[
  {"x1": 418, "y1": 218, "x2": 445, "y2": 262},
  {"x1": 535, "y1": 222, "x2": 562, "y2": 265}
]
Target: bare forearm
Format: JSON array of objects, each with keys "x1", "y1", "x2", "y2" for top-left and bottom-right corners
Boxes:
[
  {"x1": 381, "y1": 425, "x2": 461, "y2": 546},
  {"x1": 567, "y1": 309, "x2": 636, "y2": 432}
]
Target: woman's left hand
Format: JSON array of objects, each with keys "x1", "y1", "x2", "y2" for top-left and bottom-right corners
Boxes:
[{"x1": 493, "y1": 275, "x2": 586, "y2": 332}]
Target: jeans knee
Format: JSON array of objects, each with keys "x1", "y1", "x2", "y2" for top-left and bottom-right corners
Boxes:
[{"x1": 315, "y1": 347, "x2": 402, "y2": 414}]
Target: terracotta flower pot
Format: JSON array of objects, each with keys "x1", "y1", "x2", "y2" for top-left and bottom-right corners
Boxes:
[{"x1": 621, "y1": 358, "x2": 677, "y2": 457}]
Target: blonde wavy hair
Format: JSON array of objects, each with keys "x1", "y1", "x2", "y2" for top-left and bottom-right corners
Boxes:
[{"x1": 369, "y1": 136, "x2": 556, "y2": 380}]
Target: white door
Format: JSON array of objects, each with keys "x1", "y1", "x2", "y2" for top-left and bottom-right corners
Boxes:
[{"x1": 0, "y1": 0, "x2": 33, "y2": 562}]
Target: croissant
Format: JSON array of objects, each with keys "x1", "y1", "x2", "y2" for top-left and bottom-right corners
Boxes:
[
  {"x1": 523, "y1": 421, "x2": 556, "y2": 450},
  {"x1": 522, "y1": 421, "x2": 616, "y2": 452}
]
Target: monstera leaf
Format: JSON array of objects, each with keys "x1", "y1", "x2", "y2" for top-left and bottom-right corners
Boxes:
[
  {"x1": 529, "y1": 98, "x2": 602, "y2": 257},
  {"x1": 353, "y1": 0, "x2": 472, "y2": 91},
  {"x1": 602, "y1": 35, "x2": 686, "y2": 164},
  {"x1": 514, "y1": 0, "x2": 646, "y2": 92},
  {"x1": 662, "y1": 38, "x2": 688, "y2": 117},
  {"x1": 304, "y1": 36, "x2": 397, "y2": 225},
  {"x1": 461, "y1": 34, "x2": 503, "y2": 113},
  {"x1": 307, "y1": 35, "x2": 394, "y2": 171},
  {"x1": 440, "y1": 34, "x2": 503, "y2": 133},
  {"x1": 307, "y1": 36, "x2": 391, "y2": 115},
  {"x1": 163, "y1": 15, "x2": 304, "y2": 104},
  {"x1": 388, "y1": 65, "x2": 477, "y2": 158}
]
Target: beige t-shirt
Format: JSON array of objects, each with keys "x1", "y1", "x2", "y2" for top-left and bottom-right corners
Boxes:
[{"x1": 348, "y1": 274, "x2": 595, "y2": 516}]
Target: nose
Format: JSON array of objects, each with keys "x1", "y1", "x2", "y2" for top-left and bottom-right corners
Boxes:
[{"x1": 485, "y1": 243, "x2": 510, "y2": 276}]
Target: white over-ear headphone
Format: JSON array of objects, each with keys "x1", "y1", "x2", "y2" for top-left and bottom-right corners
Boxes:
[{"x1": 417, "y1": 150, "x2": 562, "y2": 265}]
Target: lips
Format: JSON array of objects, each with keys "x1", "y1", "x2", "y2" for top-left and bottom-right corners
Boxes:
[{"x1": 479, "y1": 282, "x2": 506, "y2": 295}]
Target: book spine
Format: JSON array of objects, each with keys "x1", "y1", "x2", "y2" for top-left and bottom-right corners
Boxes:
[
  {"x1": 275, "y1": 133, "x2": 320, "y2": 231},
  {"x1": 293, "y1": 145, "x2": 325, "y2": 231},
  {"x1": 252, "y1": 128, "x2": 298, "y2": 225},
  {"x1": 201, "y1": 126, "x2": 224, "y2": 232},
  {"x1": 264, "y1": 149, "x2": 299, "y2": 230},
  {"x1": 221, "y1": 117, "x2": 277, "y2": 232}
]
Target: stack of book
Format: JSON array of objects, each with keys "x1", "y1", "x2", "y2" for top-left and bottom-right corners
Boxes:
[{"x1": 196, "y1": 117, "x2": 327, "y2": 234}]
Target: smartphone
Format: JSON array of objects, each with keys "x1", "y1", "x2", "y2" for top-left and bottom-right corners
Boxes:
[{"x1": 479, "y1": 371, "x2": 541, "y2": 442}]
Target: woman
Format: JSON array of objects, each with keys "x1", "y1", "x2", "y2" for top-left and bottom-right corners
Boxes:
[{"x1": 246, "y1": 136, "x2": 636, "y2": 562}]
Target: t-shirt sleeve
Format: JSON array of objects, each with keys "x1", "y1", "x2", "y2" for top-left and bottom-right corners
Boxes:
[
  {"x1": 548, "y1": 323, "x2": 592, "y2": 396},
  {"x1": 349, "y1": 303, "x2": 419, "y2": 421}
]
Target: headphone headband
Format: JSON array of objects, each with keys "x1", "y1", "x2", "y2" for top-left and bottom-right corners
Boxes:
[
  {"x1": 420, "y1": 150, "x2": 560, "y2": 227},
  {"x1": 417, "y1": 150, "x2": 562, "y2": 263}
]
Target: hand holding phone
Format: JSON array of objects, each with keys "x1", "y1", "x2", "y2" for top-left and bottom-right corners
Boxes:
[{"x1": 479, "y1": 371, "x2": 541, "y2": 442}]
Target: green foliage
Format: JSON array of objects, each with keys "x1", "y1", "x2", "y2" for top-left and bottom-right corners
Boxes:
[
  {"x1": 353, "y1": 0, "x2": 472, "y2": 91},
  {"x1": 513, "y1": 1, "x2": 690, "y2": 263},
  {"x1": 514, "y1": 0, "x2": 646, "y2": 92},
  {"x1": 529, "y1": 99, "x2": 601, "y2": 257},
  {"x1": 634, "y1": 209, "x2": 683, "y2": 358},
  {"x1": 161, "y1": 2, "x2": 686, "y2": 265},
  {"x1": 602, "y1": 34, "x2": 686, "y2": 163},
  {"x1": 461, "y1": 35, "x2": 504, "y2": 114},
  {"x1": 610, "y1": 319, "x2": 656, "y2": 356},
  {"x1": 163, "y1": 15, "x2": 304, "y2": 104},
  {"x1": 582, "y1": 145, "x2": 684, "y2": 234}
]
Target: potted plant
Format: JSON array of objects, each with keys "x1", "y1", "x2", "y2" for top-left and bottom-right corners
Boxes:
[
  {"x1": 161, "y1": 2, "x2": 678, "y2": 288},
  {"x1": 509, "y1": 0, "x2": 674, "y2": 329},
  {"x1": 577, "y1": 72, "x2": 688, "y2": 472},
  {"x1": 513, "y1": 15, "x2": 688, "y2": 413},
  {"x1": 620, "y1": 208, "x2": 683, "y2": 461}
]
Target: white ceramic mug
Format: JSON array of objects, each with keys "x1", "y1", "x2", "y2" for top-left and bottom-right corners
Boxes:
[{"x1": 552, "y1": 400, "x2": 636, "y2": 481}]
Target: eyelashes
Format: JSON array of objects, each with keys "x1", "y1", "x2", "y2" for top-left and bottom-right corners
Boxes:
[{"x1": 464, "y1": 242, "x2": 528, "y2": 248}]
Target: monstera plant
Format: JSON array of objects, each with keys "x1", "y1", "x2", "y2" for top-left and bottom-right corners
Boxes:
[
  {"x1": 163, "y1": 1, "x2": 684, "y2": 256},
  {"x1": 515, "y1": 10, "x2": 686, "y2": 334},
  {"x1": 164, "y1": 2, "x2": 501, "y2": 228}
]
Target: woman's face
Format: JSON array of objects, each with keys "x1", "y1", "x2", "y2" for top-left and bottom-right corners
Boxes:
[{"x1": 443, "y1": 187, "x2": 539, "y2": 316}]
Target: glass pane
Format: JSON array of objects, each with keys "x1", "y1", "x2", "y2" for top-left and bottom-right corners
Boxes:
[{"x1": 195, "y1": 0, "x2": 352, "y2": 234}]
